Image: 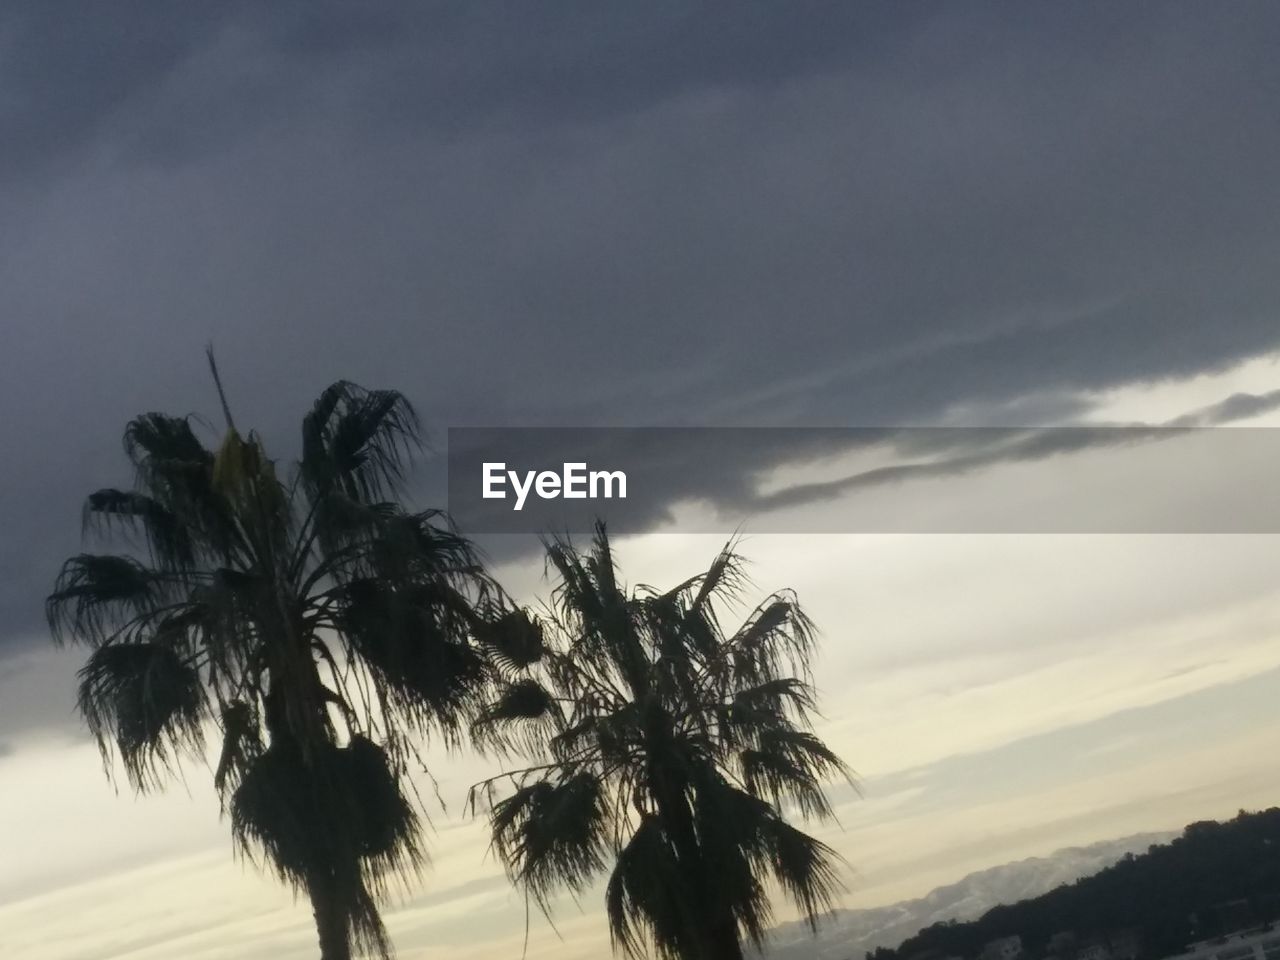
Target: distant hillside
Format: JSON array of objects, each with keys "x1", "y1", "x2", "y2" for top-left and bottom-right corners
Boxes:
[
  {"x1": 880, "y1": 808, "x2": 1280, "y2": 960},
  {"x1": 759, "y1": 832, "x2": 1175, "y2": 960}
]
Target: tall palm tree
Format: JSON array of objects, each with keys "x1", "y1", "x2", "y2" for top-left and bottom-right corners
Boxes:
[
  {"x1": 471, "y1": 523, "x2": 853, "y2": 960},
  {"x1": 48, "y1": 357, "x2": 534, "y2": 959}
]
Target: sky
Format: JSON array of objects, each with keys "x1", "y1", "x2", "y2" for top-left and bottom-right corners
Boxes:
[{"x1": 4, "y1": 3, "x2": 1280, "y2": 958}]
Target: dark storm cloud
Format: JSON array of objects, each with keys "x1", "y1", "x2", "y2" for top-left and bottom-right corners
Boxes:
[
  {"x1": 4, "y1": 2, "x2": 1280, "y2": 660},
  {"x1": 1, "y1": 2, "x2": 918, "y2": 178}
]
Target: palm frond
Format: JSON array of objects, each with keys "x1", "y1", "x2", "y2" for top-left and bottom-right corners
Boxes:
[
  {"x1": 473, "y1": 679, "x2": 558, "y2": 754},
  {"x1": 605, "y1": 814, "x2": 694, "y2": 960},
  {"x1": 214, "y1": 699, "x2": 262, "y2": 797},
  {"x1": 335, "y1": 578, "x2": 488, "y2": 740},
  {"x1": 689, "y1": 541, "x2": 749, "y2": 611},
  {"x1": 77, "y1": 641, "x2": 206, "y2": 790},
  {"x1": 491, "y1": 773, "x2": 610, "y2": 908},
  {"x1": 723, "y1": 592, "x2": 817, "y2": 688},
  {"x1": 717, "y1": 678, "x2": 820, "y2": 749},
  {"x1": 47, "y1": 554, "x2": 167, "y2": 646},
  {"x1": 300, "y1": 381, "x2": 421, "y2": 504},
  {"x1": 758, "y1": 817, "x2": 844, "y2": 928},
  {"x1": 119, "y1": 412, "x2": 246, "y2": 564},
  {"x1": 475, "y1": 608, "x2": 545, "y2": 673},
  {"x1": 123, "y1": 412, "x2": 210, "y2": 472},
  {"x1": 83, "y1": 489, "x2": 197, "y2": 570},
  {"x1": 690, "y1": 776, "x2": 775, "y2": 946},
  {"x1": 361, "y1": 510, "x2": 485, "y2": 586},
  {"x1": 548, "y1": 703, "x2": 638, "y2": 767},
  {"x1": 731, "y1": 677, "x2": 818, "y2": 717}
]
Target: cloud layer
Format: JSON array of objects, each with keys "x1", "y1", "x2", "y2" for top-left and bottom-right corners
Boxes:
[{"x1": 5, "y1": 3, "x2": 1280, "y2": 651}]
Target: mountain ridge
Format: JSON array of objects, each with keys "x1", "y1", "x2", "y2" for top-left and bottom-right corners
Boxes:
[{"x1": 760, "y1": 831, "x2": 1179, "y2": 960}]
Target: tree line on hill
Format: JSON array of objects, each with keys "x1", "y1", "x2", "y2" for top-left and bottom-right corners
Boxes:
[{"x1": 871, "y1": 808, "x2": 1280, "y2": 960}]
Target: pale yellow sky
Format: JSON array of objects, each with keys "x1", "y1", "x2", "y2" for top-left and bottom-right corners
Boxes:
[{"x1": 3, "y1": 354, "x2": 1280, "y2": 959}]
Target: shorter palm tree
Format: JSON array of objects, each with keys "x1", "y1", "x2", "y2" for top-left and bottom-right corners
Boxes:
[{"x1": 471, "y1": 524, "x2": 854, "y2": 960}]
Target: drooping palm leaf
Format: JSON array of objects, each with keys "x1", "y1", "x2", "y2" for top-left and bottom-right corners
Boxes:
[
  {"x1": 491, "y1": 772, "x2": 609, "y2": 907},
  {"x1": 605, "y1": 814, "x2": 695, "y2": 960},
  {"x1": 77, "y1": 641, "x2": 206, "y2": 790},
  {"x1": 756, "y1": 815, "x2": 844, "y2": 929}
]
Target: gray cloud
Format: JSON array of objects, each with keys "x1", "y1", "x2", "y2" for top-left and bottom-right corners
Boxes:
[
  {"x1": 4, "y1": 3, "x2": 1280, "y2": 656},
  {"x1": 1170, "y1": 388, "x2": 1280, "y2": 427},
  {"x1": 445, "y1": 388, "x2": 1280, "y2": 541},
  {"x1": 0, "y1": 3, "x2": 924, "y2": 179},
  {"x1": 752, "y1": 389, "x2": 1280, "y2": 514}
]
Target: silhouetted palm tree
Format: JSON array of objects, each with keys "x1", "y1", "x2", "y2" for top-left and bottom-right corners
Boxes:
[
  {"x1": 471, "y1": 523, "x2": 853, "y2": 960},
  {"x1": 48, "y1": 357, "x2": 531, "y2": 959}
]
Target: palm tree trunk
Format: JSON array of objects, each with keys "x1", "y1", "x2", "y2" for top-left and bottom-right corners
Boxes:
[
  {"x1": 263, "y1": 687, "x2": 350, "y2": 960},
  {"x1": 309, "y1": 874, "x2": 351, "y2": 960},
  {"x1": 650, "y1": 767, "x2": 745, "y2": 960}
]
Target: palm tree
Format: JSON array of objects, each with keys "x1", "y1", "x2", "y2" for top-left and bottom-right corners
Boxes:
[
  {"x1": 470, "y1": 523, "x2": 853, "y2": 960},
  {"x1": 48, "y1": 356, "x2": 534, "y2": 959}
]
